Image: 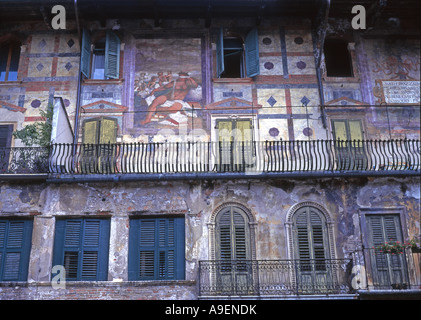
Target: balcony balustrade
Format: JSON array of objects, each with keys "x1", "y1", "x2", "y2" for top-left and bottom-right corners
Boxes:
[
  {"x1": 198, "y1": 259, "x2": 354, "y2": 297},
  {"x1": 0, "y1": 139, "x2": 419, "y2": 177}
]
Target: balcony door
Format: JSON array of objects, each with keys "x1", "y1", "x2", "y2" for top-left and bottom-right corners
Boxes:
[
  {"x1": 216, "y1": 118, "x2": 253, "y2": 172},
  {"x1": 293, "y1": 206, "x2": 331, "y2": 294},
  {"x1": 216, "y1": 205, "x2": 255, "y2": 294},
  {"x1": 332, "y1": 119, "x2": 367, "y2": 170},
  {"x1": 366, "y1": 215, "x2": 409, "y2": 289},
  {"x1": 82, "y1": 117, "x2": 117, "y2": 173}
]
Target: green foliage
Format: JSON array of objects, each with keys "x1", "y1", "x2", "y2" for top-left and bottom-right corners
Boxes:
[{"x1": 13, "y1": 103, "x2": 53, "y2": 147}]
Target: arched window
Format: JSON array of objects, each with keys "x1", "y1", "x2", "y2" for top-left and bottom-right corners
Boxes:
[
  {"x1": 292, "y1": 205, "x2": 331, "y2": 266},
  {"x1": 0, "y1": 40, "x2": 20, "y2": 81},
  {"x1": 216, "y1": 205, "x2": 250, "y2": 261}
]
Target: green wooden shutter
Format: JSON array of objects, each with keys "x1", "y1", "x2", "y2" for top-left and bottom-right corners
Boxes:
[
  {"x1": 52, "y1": 219, "x2": 110, "y2": 281},
  {"x1": 81, "y1": 28, "x2": 92, "y2": 78},
  {"x1": 367, "y1": 215, "x2": 409, "y2": 288},
  {"x1": 217, "y1": 206, "x2": 250, "y2": 261},
  {"x1": 83, "y1": 119, "x2": 99, "y2": 145},
  {"x1": 129, "y1": 217, "x2": 185, "y2": 281},
  {"x1": 0, "y1": 220, "x2": 33, "y2": 281},
  {"x1": 105, "y1": 31, "x2": 120, "y2": 79},
  {"x1": 216, "y1": 27, "x2": 225, "y2": 78},
  {"x1": 244, "y1": 27, "x2": 260, "y2": 78}
]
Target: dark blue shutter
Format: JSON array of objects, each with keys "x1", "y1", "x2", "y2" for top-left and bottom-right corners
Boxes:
[
  {"x1": 216, "y1": 27, "x2": 225, "y2": 78},
  {"x1": 0, "y1": 219, "x2": 33, "y2": 281},
  {"x1": 129, "y1": 217, "x2": 184, "y2": 281},
  {"x1": 105, "y1": 31, "x2": 120, "y2": 79},
  {"x1": 245, "y1": 27, "x2": 260, "y2": 77},
  {"x1": 81, "y1": 28, "x2": 92, "y2": 78},
  {"x1": 52, "y1": 218, "x2": 110, "y2": 281}
]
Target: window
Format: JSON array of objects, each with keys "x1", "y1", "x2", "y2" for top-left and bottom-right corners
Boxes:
[
  {"x1": 331, "y1": 119, "x2": 366, "y2": 170},
  {"x1": 293, "y1": 206, "x2": 330, "y2": 269},
  {"x1": 0, "y1": 124, "x2": 13, "y2": 172},
  {"x1": 366, "y1": 214, "x2": 409, "y2": 288},
  {"x1": 81, "y1": 117, "x2": 117, "y2": 173},
  {"x1": 216, "y1": 205, "x2": 251, "y2": 262},
  {"x1": 216, "y1": 27, "x2": 260, "y2": 78},
  {"x1": 81, "y1": 28, "x2": 120, "y2": 79},
  {"x1": 52, "y1": 218, "x2": 110, "y2": 281},
  {"x1": 0, "y1": 41, "x2": 20, "y2": 81},
  {"x1": 323, "y1": 39, "x2": 353, "y2": 77},
  {"x1": 128, "y1": 217, "x2": 185, "y2": 280},
  {"x1": 215, "y1": 118, "x2": 253, "y2": 172},
  {"x1": 0, "y1": 219, "x2": 33, "y2": 281}
]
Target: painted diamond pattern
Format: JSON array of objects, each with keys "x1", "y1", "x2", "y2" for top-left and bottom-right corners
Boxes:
[
  {"x1": 39, "y1": 39, "x2": 47, "y2": 49},
  {"x1": 65, "y1": 62, "x2": 73, "y2": 71},
  {"x1": 36, "y1": 63, "x2": 44, "y2": 72},
  {"x1": 67, "y1": 39, "x2": 75, "y2": 48},
  {"x1": 301, "y1": 96, "x2": 310, "y2": 106},
  {"x1": 267, "y1": 96, "x2": 277, "y2": 107}
]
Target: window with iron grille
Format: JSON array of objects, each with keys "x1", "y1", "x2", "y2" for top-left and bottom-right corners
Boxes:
[
  {"x1": 52, "y1": 218, "x2": 110, "y2": 281},
  {"x1": 0, "y1": 219, "x2": 33, "y2": 281},
  {"x1": 128, "y1": 217, "x2": 185, "y2": 281}
]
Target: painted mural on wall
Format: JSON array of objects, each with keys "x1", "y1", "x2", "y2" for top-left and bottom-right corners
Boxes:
[
  {"x1": 133, "y1": 38, "x2": 204, "y2": 134},
  {"x1": 366, "y1": 38, "x2": 420, "y2": 105}
]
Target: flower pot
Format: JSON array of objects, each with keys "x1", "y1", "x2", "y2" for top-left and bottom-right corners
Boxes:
[{"x1": 411, "y1": 247, "x2": 421, "y2": 254}]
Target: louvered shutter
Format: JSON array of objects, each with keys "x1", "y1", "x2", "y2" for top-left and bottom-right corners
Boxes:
[
  {"x1": 217, "y1": 206, "x2": 250, "y2": 262},
  {"x1": 129, "y1": 218, "x2": 185, "y2": 280},
  {"x1": 81, "y1": 28, "x2": 92, "y2": 78},
  {"x1": 0, "y1": 220, "x2": 33, "y2": 281},
  {"x1": 216, "y1": 27, "x2": 225, "y2": 78},
  {"x1": 244, "y1": 27, "x2": 260, "y2": 78},
  {"x1": 105, "y1": 31, "x2": 120, "y2": 79},
  {"x1": 52, "y1": 219, "x2": 110, "y2": 281},
  {"x1": 367, "y1": 215, "x2": 408, "y2": 287},
  {"x1": 293, "y1": 206, "x2": 328, "y2": 270}
]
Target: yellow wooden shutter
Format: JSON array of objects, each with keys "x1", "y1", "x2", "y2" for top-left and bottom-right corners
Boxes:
[
  {"x1": 349, "y1": 120, "x2": 363, "y2": 141},
  {"x1": 83, "y1": 120, "x2": 99, "y2": 144},
  {"x1": 332, "y1": 120, "x2": 347, "y2": 141},
  {"x1": 99, "y1": 118, "x2": 117, "y2": 144}
]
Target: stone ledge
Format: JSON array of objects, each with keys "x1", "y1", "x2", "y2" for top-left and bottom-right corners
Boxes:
[{"x1": 0, "y1": 280, "x2": 196, "y2": 288}]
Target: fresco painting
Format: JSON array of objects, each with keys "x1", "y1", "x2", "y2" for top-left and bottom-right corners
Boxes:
[{"x1": 133, "y1": 38, "x2": 204, "y2": 133}]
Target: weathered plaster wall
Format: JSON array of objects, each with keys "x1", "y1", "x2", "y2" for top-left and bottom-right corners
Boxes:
[{"x1": 1, "y1": 176, "x2": 419, "y2": 299}]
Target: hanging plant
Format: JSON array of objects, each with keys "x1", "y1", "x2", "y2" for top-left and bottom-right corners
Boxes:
[{"x1": 375, "y1": 240, "x2": 406, "y2": 254}]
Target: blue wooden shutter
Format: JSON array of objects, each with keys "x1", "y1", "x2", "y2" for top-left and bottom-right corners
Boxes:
[
  {"x1": 129, "y1": 217, "x2": 184, "y2": 280},
  {"x1": 81, "y1": 28, "x2": 92, "y2": 78},
  {"x1": 105, "y1": 31, "x2": 120, "y2": 79},
  {"x1": 244, "y1": 27, "x2": 260, "y2": 77},
  {"x1": 52, "y1": 219, "x2": 110, "y2": 281},
  {"x1": 0, "y1": 220, "x2": 33, "y2": 281},
  {"x1": 216, "y1": 27, "x2": 225, "y2": 78}
]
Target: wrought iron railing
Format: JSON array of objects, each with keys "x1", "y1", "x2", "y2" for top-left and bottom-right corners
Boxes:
[
  {"x1": 363, "y1": 248, "x2": 421, "y2": 290},
  {"x1": 48, "y1": 139, "x2": 420, "y2": 175},
  {"x1": 0, "y1": 146, "x2": 49, "y2": 174},
  {"x1": 1, "y1": 139, "x2": 419, "y2": 176},
  {"x1": 198, "y1": 259, "x2": 353, "y2": 296}
]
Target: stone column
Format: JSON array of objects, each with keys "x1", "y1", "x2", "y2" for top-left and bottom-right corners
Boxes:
[
  {"x1": 28, "y1": 215, "x2": 55, "y2": 282},
  {"x1": 108, "y1": 215, "x2": 129, "y2": 281}
]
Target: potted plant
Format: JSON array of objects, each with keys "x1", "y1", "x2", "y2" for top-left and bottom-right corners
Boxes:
[
  {"x1": 375, "y1": 240, "x2": 406, "y2": 254},
  {"x1": 405, "y1": 235, "x2": 421, "y2": 253}
]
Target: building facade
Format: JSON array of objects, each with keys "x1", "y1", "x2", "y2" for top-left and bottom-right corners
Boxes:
[{"x1": 0, "y1": 0, "x2": 420, "y2": 300}]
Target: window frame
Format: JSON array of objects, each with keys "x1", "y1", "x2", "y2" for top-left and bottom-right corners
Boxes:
[
  {"x1": 81, "y1": 28, "x2": 120, "y2": 80},
  {"x1": 0, "y1": 40, "x2": 20, "y2": 82},
  {"x1": 359, "y1": 208, "x2": 411, "y2": 289},
  {"x1": 52, "y1": 218, "x2": 111, "y2": 281},
  {"x1": 216, "y1": 27, "x2": 260, "y2": 79},
  {"x1": 128, "y1": 216, "x2": 185, "y2": 281}
]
